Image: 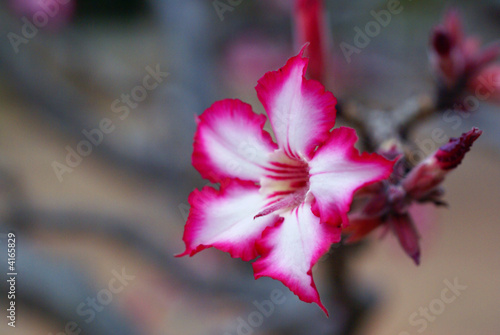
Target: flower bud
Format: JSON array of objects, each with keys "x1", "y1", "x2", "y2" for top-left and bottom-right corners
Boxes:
[
  {"x1": 294, "y1": 0, "x2": 330, "y2": 83},
  {"x1": 402, "y1": 127, "x2": 482, "y2": 198}
]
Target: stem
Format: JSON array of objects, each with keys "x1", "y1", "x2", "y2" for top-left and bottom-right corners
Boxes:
[{"x1": 327, "y1": 243, "x2": 372, "y2": 335}]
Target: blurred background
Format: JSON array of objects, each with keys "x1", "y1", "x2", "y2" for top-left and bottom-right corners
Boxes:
[{"x1": 0, "y1": 0, "x2": 499, "y2": 334}]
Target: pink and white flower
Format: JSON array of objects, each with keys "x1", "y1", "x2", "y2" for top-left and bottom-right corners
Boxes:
[{"x1": 178, "y1": 47, "x2": 394, "y2": 315}]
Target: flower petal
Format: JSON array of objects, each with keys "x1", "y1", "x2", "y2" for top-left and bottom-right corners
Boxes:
[
  {"x1": 390, "y1": 214, "x2": 421, "y2": 265},
  {"x1": 193, "y1": 99, "x2": 277, "y2": 183},
  {"x1": 344, "y1": 217, "x2": 382, "y2": 244},
  {"x1": 178, "y1": 180, "x2": 279, "y2": 261},
  {"x1": 252, "y1": 202, "x2": 341, "y2": 315},
  {"x1": 255, "y1": 47, "x2": 337, "y2": 159},
  {"x1": 309, "y1": 127, "x2": 394, "y2": 227}
]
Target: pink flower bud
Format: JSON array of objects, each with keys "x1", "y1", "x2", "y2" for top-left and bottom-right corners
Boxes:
[
  {"x1": 430, "y1": 9, "x2": 499, "y2": 94},
  {"x1": 402, "y1": 127, "x2": 482, "y2": 198},
  {"x1": 294, "y1": 0, "x2": 330, "y2": 83},
  {"x1": 430, "y1": 9, "x2": 467, "y2": 87},
  {"x1": 434, "y1": 127, "x2": 482, "y2": 170}
]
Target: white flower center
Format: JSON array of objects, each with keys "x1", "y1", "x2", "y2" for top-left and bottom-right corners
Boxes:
[{"x1": 255, "y1": 150, "x2": 310, "y2": 218}]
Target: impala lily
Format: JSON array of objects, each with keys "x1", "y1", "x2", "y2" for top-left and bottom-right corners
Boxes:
[{"x1": 178, "y1": 47, "x2": 394, "y2": 315}]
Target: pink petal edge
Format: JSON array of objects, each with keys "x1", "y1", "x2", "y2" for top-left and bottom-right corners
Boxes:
[
  {"x1": 252, "y1": 202, "x2": 341, "y2": 316},
  {"x1": 192, "y1": 99, "x2": 277, "y2": 183},
  {"x1": 309, "y1": 127, "x2": 395, "y2": 227},
  {"x1": 177, "y1": 179, "x2": 279, "y2": 261},
  {"x1": 255, "y1": 45, "x2": 337, "y2": 160}
]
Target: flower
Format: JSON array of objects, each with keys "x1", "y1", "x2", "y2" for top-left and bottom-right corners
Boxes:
[
  {"x1": 430, "y1": 9, "x2": 500, "y2": 108},
  {"x1": 346, "y1": 128, "x2": 482, "y2": 264},
  {"x1": 177, "y1": 47, "x2": 394, "y2": 315}
]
